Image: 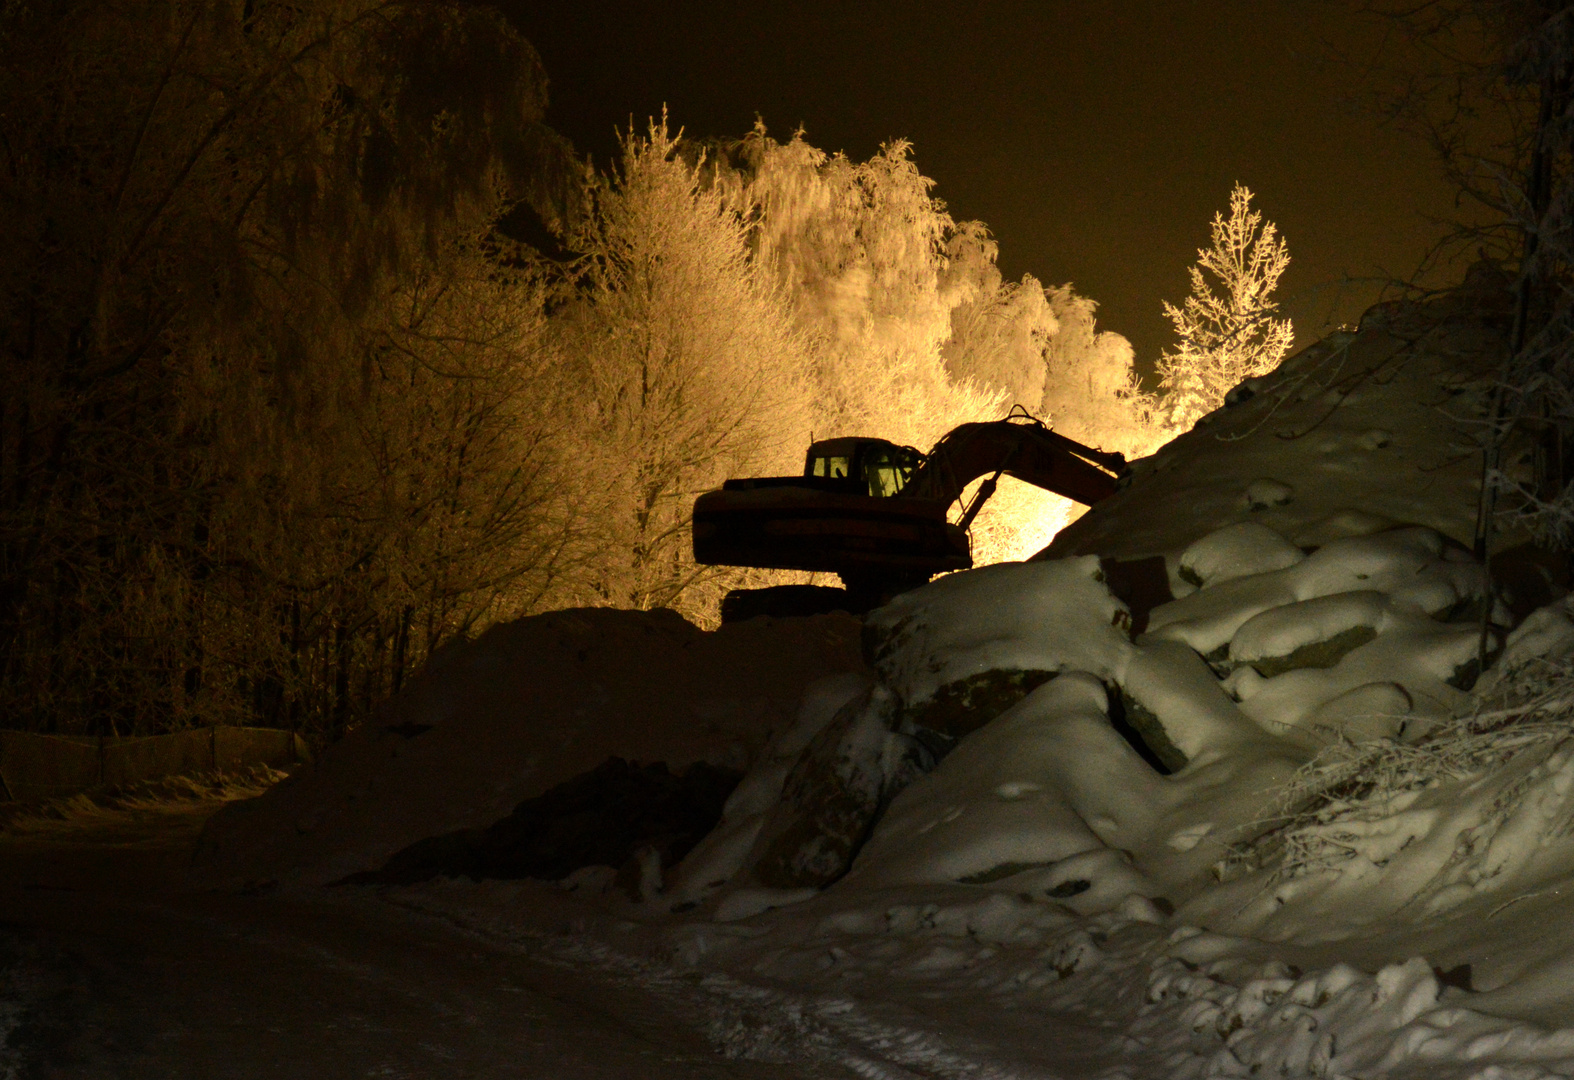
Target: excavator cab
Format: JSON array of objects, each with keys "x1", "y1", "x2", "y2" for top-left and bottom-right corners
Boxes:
[{"x1": 805, "y1": 438, "x2": 924, "y2": 498}]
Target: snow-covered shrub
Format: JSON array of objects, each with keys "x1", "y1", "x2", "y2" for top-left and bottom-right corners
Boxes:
[{"x1": 1198, "y1": 612, "x2": 1574, "y2": 939}]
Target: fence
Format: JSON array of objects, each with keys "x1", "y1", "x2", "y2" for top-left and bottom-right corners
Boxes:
[{"x1": 0, "y1": 727, "x2": 310, "y2": 802}]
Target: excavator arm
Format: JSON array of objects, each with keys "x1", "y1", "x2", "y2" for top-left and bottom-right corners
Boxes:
[{"x1": 903, "y1": 417, "x2": 1127, "y2": 508}]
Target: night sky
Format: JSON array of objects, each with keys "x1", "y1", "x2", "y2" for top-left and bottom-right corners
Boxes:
[{"x1": 502, "y1": 1, "x2": 1468, "y2": 379}]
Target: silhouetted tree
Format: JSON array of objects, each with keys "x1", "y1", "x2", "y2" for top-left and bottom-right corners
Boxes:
[
  {"x1": 0, "y1": 0, "x2": 577, "y2": 735},
  {"x1": 1359, "y1": 3, "x2": 1574, "y2": 553}
]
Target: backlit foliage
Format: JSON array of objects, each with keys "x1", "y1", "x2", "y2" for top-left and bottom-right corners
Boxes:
[
  {"x1": 0, "y1": 0, "x2": 577, "y2": 736},
  {"x1": 1157, "y1": 184, "x2": 1294, "y2": 431},
  {"x1": 700, "y1": 125, "x2": 1159, "y2": 567},
  {"x1": 720, "y1": 127, "x2": 1002, "y2": 455},
  {"x1": 0, "y1": 5, "x2": 1163, "y2": 737},
  {"x1": 553, "y1": 120, "x2": 814, "y2": 614}
]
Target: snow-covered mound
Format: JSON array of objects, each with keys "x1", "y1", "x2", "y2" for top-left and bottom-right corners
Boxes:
[
  {"x1": 864, "y1": 556, "x2": 1136, "y2": 715},
  {"x1": 644, "y1": 519, "x2": 1499, "y2": 919},
  {"x1": 192, "y1": 608, "x2": 865, "y2": 887},
  {"x1": 1046, "y1": 270, "x2": 1524, "y2": 578},
  {"x1": 589, "y1": 529, "x2": 1574, "y2": 1076}
]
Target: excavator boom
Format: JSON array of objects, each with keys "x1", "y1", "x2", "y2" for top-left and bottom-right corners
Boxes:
[{"x1": 904, "y1": 420, "x2": 1125, "y2": 506}]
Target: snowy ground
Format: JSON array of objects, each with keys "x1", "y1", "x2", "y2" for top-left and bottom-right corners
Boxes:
[{"x1": 0, "y1": 796, "x2": 846, "y2": 1079}]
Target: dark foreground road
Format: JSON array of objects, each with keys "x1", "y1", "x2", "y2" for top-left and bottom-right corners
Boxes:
[{"x1": 0, "y1": 802, "x2": 842, "y2": 1080}]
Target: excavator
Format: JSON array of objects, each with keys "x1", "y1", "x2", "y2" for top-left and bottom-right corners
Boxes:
[{"x1": 692, "y1": 409, "x2": 1129, "y2": 620}]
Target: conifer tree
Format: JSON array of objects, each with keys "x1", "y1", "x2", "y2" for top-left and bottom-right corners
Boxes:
[{"x1": 1157, "y1": 185, "x2": 1294, "y2": 430}]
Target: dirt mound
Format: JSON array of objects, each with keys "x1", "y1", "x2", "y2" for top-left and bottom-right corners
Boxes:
[
  {"x1": 340, "y1": 757, "x2": 742, "y2": 892},
  {"x1": 192, "y1": 607, "x2": 865, "y2": 887}
]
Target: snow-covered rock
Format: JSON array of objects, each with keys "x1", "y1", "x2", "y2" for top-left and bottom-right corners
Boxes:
[
  {"x1": 1479, "y1": 595, "x2": 1574, "y2": 692},
  {"x1": 742, "y1": 683, "x2": 928, "y2": 890},
  {"x1": 662, "y1": 672, "x2": 869, "y2": 909},
  {"x1": 843, "y1": 675, "x2": 1153, "y2": 894},
  {"x1": 863, "y1": 556, "x2": 1135, "y2": 735},
  {"x1": 1178, "y1": 520, "x2": 1306, "y2": 589},
  {"x1": 1146, "y1": 526, "x2": 1486, "y2": 657}
]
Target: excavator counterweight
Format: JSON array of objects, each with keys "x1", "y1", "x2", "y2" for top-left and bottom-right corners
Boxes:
[{"x1": 692, "y1": 413, "x2": 1127, "y2": 620}]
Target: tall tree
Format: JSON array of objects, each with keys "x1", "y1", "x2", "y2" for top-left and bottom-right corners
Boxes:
[
  {"x1": 719, "y1": 126, "x2": 1002, "y2": 454},
  {"x1": 939, "y1": 222, "x2": 1055, "y2": 410},
  {"x1": 1156, "y1": 184, "x2": 1294, "y2": 431},
  {"x1": 1041, "y1": 287, "x2": 1163, "y2": 458},
  {"x1": 1357, "y1": 2, "x2": 1574, "y2": 552},
  {"x1": 0, "y1": 0, "x2": 577, "y2": 736},
  {"x1": 556, "y1": 120, "x2": 814, "y2": 618}
]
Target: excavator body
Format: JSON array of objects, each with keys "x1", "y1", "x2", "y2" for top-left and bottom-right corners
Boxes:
[
  {"x1": 692, "y1": 413, "x2": 1127, "y2": 619},
  {"x1": 692, "y1": 437, "x2": 968, "y2": 578}
]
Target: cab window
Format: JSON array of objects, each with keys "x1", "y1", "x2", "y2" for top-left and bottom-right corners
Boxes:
[
  {"x1": 862, "y1": 446, "x2": 918, "y2": 497},
  {"x1": 811, "y1": 454, "x2": 852, "y2": 480}
]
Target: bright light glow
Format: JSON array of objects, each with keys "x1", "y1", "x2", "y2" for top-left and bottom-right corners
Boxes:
[{"x1": 957, "y1": 474, "x2": 1084, "y2": 565}]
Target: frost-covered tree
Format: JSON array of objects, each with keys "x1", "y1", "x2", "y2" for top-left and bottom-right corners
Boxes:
[
  {"x1": 718, "y1": 126, "x2": 1003, "y2": 454},
  {"x1": 946, "y1": 285, "x2": 1163, "y2": 564},
  {"x1": 692, "y1": 125, "x2": 1167, "y2": 564},
  {"x1": 557, "y1": 120, "x2": 814, "y2": 618},
  {"x1": 1041, "y1": 287, "x2": 1165, "y2": 458},
  {"x1": 1157, "y1": 185, "x2": 1294, "y2": 430},
  {"x1": 938, "y1": 222, "x2": 1055, "y2": 409},
  {"x1": 0, "y1": 0, "x2": 578, "y2": 736}
]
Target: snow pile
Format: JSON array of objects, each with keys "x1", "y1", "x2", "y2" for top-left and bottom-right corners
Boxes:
[
  {"x1": 623, "y1": 515, "x2": 1509, "y2": 930},
  {"x1": 1145, "y1": 524, "x2": 1488, "y2": 748},
  {"x1": 191, "y1": 608, "x2": 866, "y2": 886},
  {"x1": 836, "y1": 671, "x2": 1299, "y2": 907},
  {"x1": 1178, "y1": 520, "x2": 1307, "y2": 588},
  {"x1": 1046, "y1": 273, "x2": 1521, "y2": 567},
  {"x1": 568, "y1": 873, "x2": 1574, "y2": 1079},
  {"x1": 844, "y1": 674, "x2": 1166, "y2": 894},
  {"x1": 1147, "y1": 526, "x2": 1485, "y2": 654},
  {"x1": 1183, "y1": 652, "x2": 1574, "y2": 947},
  {"x1": 622, "y1": 503, "x2": 1574, "y2": 1071},
  {"x1": 202, "y1": 280, "x2": 1574, "y2": 1075}
]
